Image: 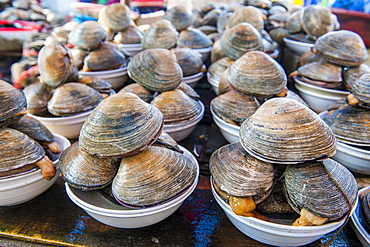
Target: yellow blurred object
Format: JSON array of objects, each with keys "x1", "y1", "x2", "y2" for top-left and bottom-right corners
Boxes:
[{"x1": 293, "y1": 0, "x2": 304, "y2": 5}]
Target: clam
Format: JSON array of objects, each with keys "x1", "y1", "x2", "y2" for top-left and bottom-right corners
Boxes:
[
  {"x1": 79, "y1": 93, "x2": 164, "y2": 157},
  {"x1": 113, "y1": 25, "x2": 144, "y2": 44},
  {"x1": 78, "y1": 76, "x2": 113, "y2": 94},
  {"x1": 68, "y1": 21, "x2": 106, "y2": 50},
  {"x1": 23, "y1": 82, "x2": 53, "y2": 116},
  {"x1": 171, "y1": 47, "x2": 203, "y2": 77},
  {"x1": 218, "y1": 69, "x2": 232, "y2": 95},
  {"x1": 360, "y1": 191, "x2": 370, "y2": 232},
  {"x1": 239, "y1": 98, "x2": 337, "y2": 164},
  {"x1": 141, "y1": 19, "x2": 178, "y2": 50},
  {"x1": 210, "y1": 142, "x2": 275, "y2": 218},
  {"x1": 299, "y1": 49, "x2": 324, "y2": 66},
  {"x1": 227, "y1": 51, "x2": 287, "y2": 97},
  {"x1": 202, "y1": 8, "x2": 221, "y2": 27},
  {"x1": 37, "y1": 42, "x2": 73, "y2": 88},
  {"x1": 82, "y1": 42, "x2": 126, "y2": 72},
  {"x1": 211, "y1": 90, "x2": 260, "y2": 126},
  {"x1": 208, "y1": 57, "x2": 234, "y2": 82},
  {"x1": 217, "y1": 10, "x2": 233, "y2": 33},
  {"x1": 227, "y1": 6, "x2": 264, "y2": 32},
  {"x1": 163, "y1": 5, "x2": 195, "y2": 32},
  {"x1": 151, "y1": 89, "x2": 201, "y2": 124},
  {"x1": 127, "y1": 48, "x2": 183, "y2": 92},
  {"x1": 70, "y1": 47, "x2": 88, "y2": 71},
  {"x1": 47, "y1": 82, "x2": 104, "y2": 117},
  {"x1": 323, "y1": 104, "x2": 370, "y2": 146},
  {"x1": 300, "y1": 5, "x2": 336, "y2": 40},
  {"x1": 177, "y1": 28, "x2": 213, "y2": 49},
  {"x1": 312, "y1": 30, "x2": 368, "y2": 67},
  {"x1": 220, "y1": 23, "x2": 263, "y2": 61},
  {"x1": 241, "y1": 0, "x2": 272, "y2": 9},
  {"x1": 0, "y1": 80, "x2": 27, "y2": 127},
  {"x1": 98, "y1": 3, "x2": 131, "y2": 35},
  {"x1": 112, "y1": 145, "x2": 197, "y2": 207},
  {"x1": 343, "y1": 64, "x2": 370, "y2": 90},
  {"x1": 284, "y1": 159, "x2": 357, "y2": 225},
  {"x1": 285, "y1": 9, "x2": 302, "y2": 34},
  {"x1": 0, "y1": 128, "x2": 56, "y2": 180},
  {"x1": 59, "y1": 142, "x2": 120, "y2": 191},
  {"x1": 347, "y1": 73, "x2": 370, "y2": 106},
  {"x1": 176, "y1": 82, "x2": 200, "y2": 99},
  {"x1": 210, "y1": 39, "x2": 226, "y2": 63},
  {"x1": 118, "y1": 83, "x2": 153, "y2": 103},
  {"x1": 289, "y1": 61, "x2": 343, "y2": 89}
]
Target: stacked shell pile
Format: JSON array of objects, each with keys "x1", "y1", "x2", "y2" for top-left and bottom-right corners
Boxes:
[
  {"x1": 210, "y1": 97, "x2": 358, "y2": 226},
  {"x1": 0, "y1": 80, "x2": 63, "y2": 181},
  {"x1": 58, "y1": 92, "x2": 198, "y2": 208}
]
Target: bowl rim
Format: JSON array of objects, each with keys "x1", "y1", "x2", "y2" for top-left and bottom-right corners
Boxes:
[
  {"x1": 293, "y1": 76, "x2": 350, "y2": 95},
  {"x1": 192, "y1": 46, "x2": 212, "y2": 53},
  {"x1": 65, "y1": 145, "x2": 199, "y2": 216},
  {"x1": 283, "y1": 37, "x2": 315, "y2": 47},
  {"x1": 164, "y1": 100, "x2": 205, "y2": 127},
  {"x1": 28, "y1": 109, "x2": 93, "y2": 120},
  {"x1": 182, "y1": 65, "x2": 205, "y2": 80},
  {"x1": 350, "y1": 186, "x2": 370, "y2": 245},
  {"x1": 294, "y1": 83, "x2": 347, "y2": 100},
  {"x1": 210, "y1": 105, "x2": 241, "y2": 132},
  {"x1": 78, "y1": 65, "x2": 128, "y2": 76}
]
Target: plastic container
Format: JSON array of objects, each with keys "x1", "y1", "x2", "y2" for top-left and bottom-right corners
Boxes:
[
  {"x1": 65, "y1": 145, "x2": 199, "y2": 229},
  {"x1": 210, "y1": 106, "x2": 239, "y2": 143},
  {"x1": 283, "y1": 37, "x2": 314, "y2": 56},
  {"x1": 0, "y1": 134, "x2": 70, "y2": 206},
  {"x1": 350, "y1": 186, "x2": 370, "y2": 247},
  {"x1": 78, "y1": 66, "x2": 128, "y2": 91}
]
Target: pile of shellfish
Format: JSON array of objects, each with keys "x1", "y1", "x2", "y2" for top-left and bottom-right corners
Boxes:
[
  {"x1": 210, "y1": 97, "x2": 358, "y2": 227},
  {"x1": 59, "y1": 92, "x2": 198, "y2": 208},
  {"x1": 0, "y1": 80, "x2": 62, "y2": 181}
]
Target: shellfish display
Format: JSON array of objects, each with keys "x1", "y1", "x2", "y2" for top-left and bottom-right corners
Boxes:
[
  {"x1": 163, "y1": 5, "x2": 195, "y2": 32},
  {"x1": 141, "y1": 19, "x2": 178, "y2": 50},
  {"x1": 68, "y1": 20, "x2": 106, "y2": 51}
]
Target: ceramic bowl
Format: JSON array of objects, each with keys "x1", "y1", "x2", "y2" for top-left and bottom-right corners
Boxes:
[
  {"x1": 28, "y1": 110, "x2": 93, "y2": 139},
  {"x1": 350, "y1": 187, "x2": 370, "y2": 247},
  {"x1": 210, "y1": 106, "x2": 239, "y2": 143},
  {"x1": 163, "y1": 100, "x2": 205, "y2": 142},
  {"x1": 181, "y1": 70, "x2": 204, "y2": 88},
  {"x1": 211, "y1": 177, "x2": 357, "y2": 247},
  {"x1": 65, "y1": 145, "x2": 199, "y2": 228},
  {"x1": 79, "y1": 66, "x2": 128, "y2": 91},
  {"x1": 117, "y1": 43, "x2": 143, "y2": 58},
  {"x1": 207, "y1": 72, "x2": 220, "y2": 95},
  {"x1": 0, "y1": 134, "x2": 70, "y2": 206},
  {"x1": 283, "y1": 37, "x2": 314, "y2": 56},
  {"x1": 192, "y1": 46, "x2": 212, "y2": 62},
  {"x1": 294, "y1": 76, "x2": 350, "y2": 113}
]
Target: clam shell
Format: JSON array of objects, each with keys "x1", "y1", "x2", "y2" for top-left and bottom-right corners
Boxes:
[
  {"x1": 171, "y1": 47, "x2": 203, "y2": 77},
  {"x1": 151, "y1": 89, "x2": 201, "y2": 124},
  {"x1": 127, "y1": 48, "x2": 183, "y2": 92},
  {"x1": 227, "y1": 6, "x2": 264, "y2": 32},
  {"x1": 70, "y1": 47, "x2": 88, "y2": 71},
  {"x1": 141, "y1": 19, "x2": 178, "y2": 50},
  {"x1": 218, "y1": 69, "x2": 232, "y2": 94},
  {"x1": 227, "y1": 51, "x2": 287, "y2": 97},
  {"x1": 284, "y1": 158, "x2": 357, "y2": 220},
  {"x1": 176, "y1": 82, "x2": 200, "y2": 99},
  {"x1": 9, "y1": 115, "x2": 54, "y2": 143},
  {"x1": 285, "y1": 9, "x2": 302, "y2": 34},
  {"x1": 296, "y1": 61, "x2": 342, "y2": 88},
  {"x1": 323, "y1": 104, "x2": 370, "y2": 146},
  {"x1": 112, "y1": 145, "x2": 197, "y2": 207},
  {"x1": 208, "y1": 57, "x2": 234, "y2": 82},
  {"x1": 0, "y1": 80, "x2": 27, "y2": 127},
  {"x1": 59, "y1": 142, "x2": 120, "y2": 191},
  {"x1": 118, "y1": 83, "x2": 152, "y2": 103},
  {"x1": 211, "y1": 90, "x2": 260, "y2": 126},
  {"x1": 47, "y1": 82, "x2": 104, "y2": 117},
  {"x1": 113, "y1": 26, "x2": 144, "y2": 44},
  {"x1": 300, "y1": 5, "x2": 335, "y2": 40},
  {"x1": 0, "y1": 128, "x2": 44, "y2": 178},
  {"x1": 210, "y1": 39, "x2": 226, "y2": 63},
  {"x1": 360, "y1": 191, "x2": 370, "y2": 232},
  {"x1": 343, "y1": 64, "x2": 370, "y2": 90},
  {"x1": 23, "y1": 82, "x2": 53, "y2": 116},
  {"x1": 68, "y1": 21, "x2": 106, "y2": 50},
  {"x1": 240, "y1": 98, "x2": 337, "y2": 163},
  {"x1": 313, "y1": 30, "x2": 368, "y2": 67},
  {"x1": 98, "y1": 3, "x2": 131, "y2": 32},
  {"x1": 79, "y1": 93, "x2": 164, "y2": 157},
  {"x1": 220, "y1": 23, "x2": 263, "y2": 61},
  {"x1": 163, "y1": 5, "x2": 195, "y2": 31},
  {"x1": 299, "y1": 49, "x2": 324, "y2": 66},
  {"x1": 210, "y1": 142, "x2": 275, "y2": 202},
  {"x1": 350, "y1": 73, "x2": 370, "y2": 104},
  {"x1": 202, "y1": 8, "x2": 221, "y2": 27},
  {"x1": 217, "y1": 10, "x2": 233, "y2": 33},
  {"x1": 37, "y1": 42, "x2": 73, "y2": 87},
  {"x1": 177, "y1": 28, "x2": 213, "y2": 49}
]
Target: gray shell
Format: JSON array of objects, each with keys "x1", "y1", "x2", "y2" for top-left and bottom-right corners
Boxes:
[
  {"x1": 227, "y1": 6, "x2": 264, "y2": 32},
  {"x1": 177, "y1": 28, "x2": 213, "y2": 49},
  {"x1": 141, "y1": 19, "x2": 178, "y2": 50},
  {"x1": 9, "y1": 115, "x2": 54, "y2": 143},
  {"x1": 118, "y1": 83, "x2": 153, "y2": 103},
  {"x1": 23, "y1": 82, "x2": 53, "y2": 116},
  {"x1": 171, "y1": 47, "x2": 203, "y2": 77},
  {"x1": 300, "y1": 5, "x2": 336, "y2": 40},
  {"x1": 348, "y1": 73, "x2": 370, "y2": 105},
  {"x1": 343, "y1": 64, "x2": 370, "y2": 90},
  {"x1": 98, "y1": 3, "x2": 131, "y2": 32},
  {"x1": 68, "y1": 21, "x2": 106, "y2": 50},
  {"x1": 163, "y1": 5, "x2": 195, "y2": 31},
  {"x1": 114, "y1": 26, "x2": 144, "y2": 44}
]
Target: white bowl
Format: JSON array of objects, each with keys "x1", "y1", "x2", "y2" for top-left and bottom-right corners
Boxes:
[
  {"x1": 207, "y1": 72, "x2": 220, "y2": 95},
  {"x1": 78, "y1": 66, "x2": 128, "y2": 91},
  {"x1": 65, "y1": 145, "x2": 199, "y2": 228},
  {"x1": 350, "y1": 187, "x2": 370, "y2": 247},
  {"x1": 283, "y1": 37, "x2": 314, "y2": 56},
  {"x1": 0, "y1": 134, "x2": 70, "y2": 206},
  {"x1": 117, "y1": 43, "x2": 143, "y2": 58},
  {"x1": 192, "y1": 46, "x2": 212, "y2": 62},
  {"x1": 294, "y1": 76, "x2": 350, "y2": 113},
  {"x1": 181, "y1": 70, "x2": 204, "y2": 88},
  {"x1": 211, "y1": 177, "x2": 356, "y2": 247},
  {"x1": 163, "y1": 100, "x2": 205, "y2": 142},
  {"x1": 210, "y1": 106, "x2": 239, "y2": 144},
  {"x1": 28, "y1": 110, "x2": 92, "y2": 139}
]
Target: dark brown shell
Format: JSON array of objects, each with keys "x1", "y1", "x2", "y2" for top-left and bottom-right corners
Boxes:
[
  {"x1": 141, "y1": 19, "x2": 178, "y2": 50},
  {"x1": 284, "y1": 159, "x2": 357, "y2": 220},
  {"x1": 296, "y1": 61, "x2": 342, "y2": 88},
  {"x1": 23, "y1": 82, "x2": 53, "y2": 115},
  {"x1": 240, "y1": 98, "x2": 337, "y2": 163},
  {"x1": 163, "y1": 5, "x2": 195, "y2": 31},
  {"x1": 9, "y1": 115, "x2": 54, "y2": 143},
  {"x1": 0, "y1": 80, "x2": 27, "y2": 127},
  {"x1": 210, "y1": 142, "x2": 275, "y2": 201},
  {"x1": 177, "y1": 28, "x2": 213, "y2": 49},
  {"x1": 98, "y1": 3, "x2": 131, "y2": 32},
  {"x1": 59, "y1": 142, "x2": 120, "y2": 191},
  {"x1": 68, "y1": 21, "x2": 106, "y2": 50},
  {"x1": 79, "y1": 93, "x2": 164, "y2": 157},
  {"x1": 285, "y1": 9, "x2": 302, "y2": 34},
  {"x1": 171, "y1": 47, "x2": 203, "y2": 77}
]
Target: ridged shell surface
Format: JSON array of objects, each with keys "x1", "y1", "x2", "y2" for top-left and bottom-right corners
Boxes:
[
  {"x1": 171, "y1": 47, "x2": 203, "y2": 77},
  {"x1": 59, "y1": 142, "x2": 120, "y2": 191},
  {"x1": 141, "y1": 19, "x2": 178, "y2": 50},
  {"x1": 300, "y1": 5, "x2": 335, "y2": 40},
  {"x1": 210, "y1": 142, "x2": 275, "y2": 202},
  {"x1": 177, "y1": 28, "x2": 213, "y2": 49},
  {"x1": 240, "y1": 98, "x2": 337, "y2": 163},
  {"x1": 227, "y1": 6, "x2": 264, "y2": 32},
  {"x1": 351, "y1": 73, "x2": 370, "y2": 105},
  {"x1": 285, "y1": 9, "x2": 302, "y2": 33},
  {"x1": 9, "y1": 115, "x2": 54, "y2": 143},
  {"x1": 343, "y1": 64, "x2": 370, "y2": 90},
  {"x1": 68, "y1": 21, "x2": 106, "y2": 50},
  {"x1": 128, "y1": 48, "x2": 183, "y2": 92},
  {"x1": 163, "y1": 5, "x2": 195, "y2": 31},
  {"x1": 227, "y1": 51, "x2": 287, "y2": 97},
  {"x1": 296, "y1": 61, "x2": 342, "y2": 88},
  {"x1": 284, "y1": 159, "x2": 357, "y2": 220},
  {"x1": 112, "y1": 145, "x2": 197, "y2": 207},
  {"x1": 98, "y1": 3, "x2": 131, "y2": 32},
  {"x1": 118, "y1": 83, "x2": 152, "y2": 103},
  {"x1": 83, "y1": 42, "x2": 125, "y2": 71},
  {"x1": 208, "y1": 57, "x2": 233, "y2": 82},
  {"x1": 176, "y1": 82, "x2": 200, "y2": 99},
  {"x1": 114, "y1": 26, "x2": 144, "y2": 44},
  {"x1": 79, "y1": 93, "x2": 164, "y2": 157},
  {"x1": 23, "y1": 82, "x2": 53, "y2": 115}
]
